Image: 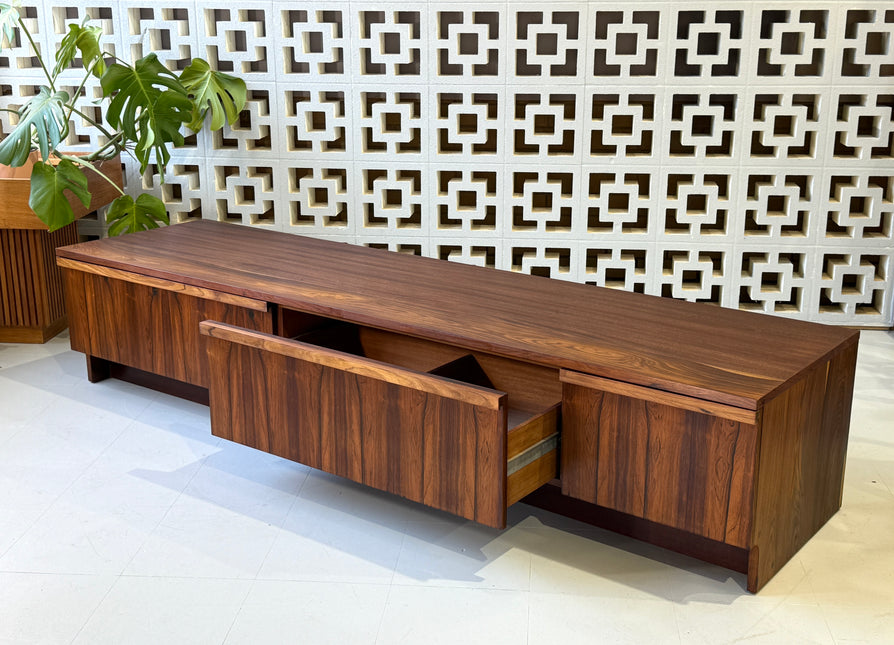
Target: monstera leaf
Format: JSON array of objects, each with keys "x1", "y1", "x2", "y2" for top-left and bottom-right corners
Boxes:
[
  {"x1": 101, "y1": 54, "x2": 192, "y2": 173},
  {"x1": 0, "y1": 10, "x2": 248, "y2": 236},
  {"x1": 105, "y1": 193, "x2": 169, "y2": 236},
  {"x1": 0, "y1": 87, "x2": 68, "y2": 166},
  {"x1": 0, "y1": 1, "x2": 19, "y2": 46},
  {"x1": 179, "y1": 58, "x2": 247, "y2": 131},
  {"x1": 53, "y1": 21, "x2": 104, "y2": 78},
  {"x1": 27, "y1": 159, "x2": 91, "y2": 231}
]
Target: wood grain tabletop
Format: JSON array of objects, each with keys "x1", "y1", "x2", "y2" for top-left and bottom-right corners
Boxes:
[{"x1": 57, "y1": 220, "x2": 858, "y2": 409}]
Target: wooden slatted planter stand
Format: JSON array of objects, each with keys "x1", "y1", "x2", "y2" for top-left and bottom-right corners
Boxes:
[{"x1": 0, "y1": 155, "x2": 122, "y2": 343}]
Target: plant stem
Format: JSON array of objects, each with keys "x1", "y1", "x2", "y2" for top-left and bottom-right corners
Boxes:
[
  {"x1": 17, "y1": 14, "x2": 55, "y2": 92},
  {"x1": 61, "y1": 63, "x2": 96, "y2": 130},
  {"x1": 57, "y1": 153, "x2": 126, "y2": 197},
  {"x1": 84, "y1": 132, "x2": 125, "y2": 161},
  {"x1": 67, "y1": 104, "x2": 118, "y2": 141}
]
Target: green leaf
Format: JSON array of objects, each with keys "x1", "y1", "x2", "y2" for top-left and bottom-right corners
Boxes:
[
  {"x1": 101, "y1": 53, "x2": 192, "y2": 174},
  {"x1": 105, "y1": 193, "x2": 168, "y2": 236},
  {"x1": 54, "y1": 22, "x2": 104, "y2": 78},
  {"x1": 0, "y1": 86, "x2": 68, "y2": 166},
  {"x1": 179, "y1": 58, "x2": 247, "y2": 131},
  {"x1": 53, "y1": 23, "x2": 79, "y2": 76},
  {"x1": 27, "y1": 159, "x2": 91, "y2": 231},
  {"x1": 77, "y1": 24, "x2": 104, "y2": 77},
  {"x1": 0, "y1": 2, "x2": 21, "y2": 48}
]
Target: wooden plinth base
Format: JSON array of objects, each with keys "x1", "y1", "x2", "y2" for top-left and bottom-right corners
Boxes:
[
  {"x1": 0, "y1": 316, "x2": 68, "y2": 343},
  {"x1": 86, "y1": 355, "x2": 210, "y2": 406},
  {"x1": 522, "y1": 483, "x2": 750, "y2": 580},
  {"x1": 0, "y1": 224, "x2": 79, "y2": 343}
]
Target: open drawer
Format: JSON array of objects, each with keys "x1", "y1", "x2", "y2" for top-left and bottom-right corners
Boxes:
[{"x1": 199, "y1": 318, "x2": 561, "y2": 529}]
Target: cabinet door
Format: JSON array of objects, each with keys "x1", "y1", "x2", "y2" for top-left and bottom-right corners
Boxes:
[
  {"x1": 61, "y1": 264, "x2": 272, "y2": 387},
  {"x1": 559, "y1": 370, "x2": 758, "y2": 548}
]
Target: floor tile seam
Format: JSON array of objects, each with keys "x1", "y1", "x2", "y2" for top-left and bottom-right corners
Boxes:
[
  {"x1": 0, "y1": 570, "x2": 115, "y2": 579},
  {"x1": 372, "y1": 581, "x2": 395, "y2": 645},
  {"x1": 0, "y1": 354, "x2": 56, "y2": 372},
  {"x1": 736, "y1": 583, "x2": 827, "y2": 641},
  {"x1": 803, "y1": 565, "x2": 845, "y2": 645},
  {"x1": 107, "y1": 573, "x2": 284, "y2": 583},
  {"x1": 0, "y1": 377, "x2": 61, "y2": 444},
  {"x1": 117, "y1": 445, "x2": 217, "y2": 575},
  {"x1": 861, "y1": 459, "x2": 894, "y2": 499},
  {"x1": 66, "y1": 572, "x2": 120, "y2": 645},
  {"x1": 528, "y1": 539, "x2": 534, "y2": 597},
  {"x1": 667, "y1": 602, "x2": 686, "y2": 645},
  {"x1": 385, "y1": 582, "x2": 529, "y2": 594},
  {"x1": 107, "y1": 390, "x2": 162, "y2": 431},
  {"x1": 388, "y1": 521, "x2": 411, "y2": 589},
  {"x1": 814, "y1": 605, "x2": 851, "y2": 645},
  {"x1": 217, "y1": 577, "x2": 256, "y2": 645},
  {"x1": 249, "y1": 473, "x2": 308, "y2": 581},
  {"x1": 70, "y1": 413, "x2": 141, "y2": 468},
  {"x1": 0, "y1": 419, "x2": 26, "y2": 452},
  {"x1": 0, "y1": 566, "x2": 117, "y2": 576},
  {"x1": 864, "y1": 457, "x2": 894, "y2": 497},
  {"x1": 0, "y1": 422, "x2": 133, "y2": 565},
  {"x1": 111, "y1": 571, "x2": 258, "y2": 582},
  {"x1": 385, "y1": 578, "x2": 532, "y2": 591},
  {"x1": 247, "y1": 574, "x2": 397, "y2": 589},
  {"x1": 524, "y1": 595, "x2": 530, "y2": 645}
]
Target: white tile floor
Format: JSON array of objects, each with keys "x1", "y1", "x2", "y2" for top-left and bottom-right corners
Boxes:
[{"x1": 1, "y1": 331, "x2": 892, "y2": 645}]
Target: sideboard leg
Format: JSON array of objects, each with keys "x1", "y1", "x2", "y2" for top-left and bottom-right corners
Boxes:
[{"x1": 85, "y1": 354, "x2": 110, "y2": 383}]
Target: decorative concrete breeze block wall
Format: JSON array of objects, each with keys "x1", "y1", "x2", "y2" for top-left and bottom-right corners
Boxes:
[{"x1": 2, "y1": 1, "x2": 893, "y2": 326}]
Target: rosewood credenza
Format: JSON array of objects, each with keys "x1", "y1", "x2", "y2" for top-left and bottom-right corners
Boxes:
[{"x1": 56, "y1": 220, "x2": 859, "y2": 592}]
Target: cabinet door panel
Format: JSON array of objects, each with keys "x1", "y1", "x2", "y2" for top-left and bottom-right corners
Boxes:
[
  {"x1": 62, "y1": 268, "x2": 272, "y2": 387},
  {"x1": 560, "y1": 376, "x2": 757, "y2": 547}
]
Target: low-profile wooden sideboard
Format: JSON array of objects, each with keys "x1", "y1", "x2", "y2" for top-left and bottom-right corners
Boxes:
[{"x1": 56, "y1": 220, "x2": 859, "y2": 593}]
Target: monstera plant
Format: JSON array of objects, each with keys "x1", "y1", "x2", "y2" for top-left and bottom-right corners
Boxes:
[{"x1": 0, "y1": 1, "x2": 246, "y2": 235}]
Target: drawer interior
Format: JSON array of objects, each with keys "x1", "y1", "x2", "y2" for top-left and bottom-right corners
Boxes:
[
  {"x1": 288, "y1": 314, "x2": 562, "y2": 503},
  {"x1": 292, "y1": 320, "x2": 561, "y2": 420}
]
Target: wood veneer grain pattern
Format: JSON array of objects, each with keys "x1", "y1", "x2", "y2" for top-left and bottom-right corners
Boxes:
[
  {"x1": 560, "y1": 370, "x2": 757, "y2": 424},
  {"x1": 561, "y1": 382, "x2": 758, "y2": 547},
  {"x1": 61, "y1": 268, "x2": 272, "y2": 387},
  {"x1": 200, "y1": 321, "x2": 505, "y2": 410},
  {"x1": 55, "y1": 220, "x2": 859, "y2": 409},
  {"x1": 747, "y1": 339, "x2": 858, "y2": 592},
  {"x1": 1, "y1": 224, "x2": 78, "y2": 341},
  {"x1": 57, "y1": 258, "x2": 269, "y2": 311},
  {"x1": 204, "y1": 333, "x2": 509, "y2": 528}
]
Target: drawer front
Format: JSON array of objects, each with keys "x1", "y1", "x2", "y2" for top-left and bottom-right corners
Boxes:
[
  {"x1": 560, "y1": 370, "x2": 758, "y2": 548},
  {"x1": 201, "y1": 321, "x2": 511, "y2": 528},
  {"x1": 62, "y1": 266, "x2": 272, "y2": 387}
]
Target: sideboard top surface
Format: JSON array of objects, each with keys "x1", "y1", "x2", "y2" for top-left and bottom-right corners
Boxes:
[{"x1": 56, "y1": 220, "x2": 858, "y2": 410}]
